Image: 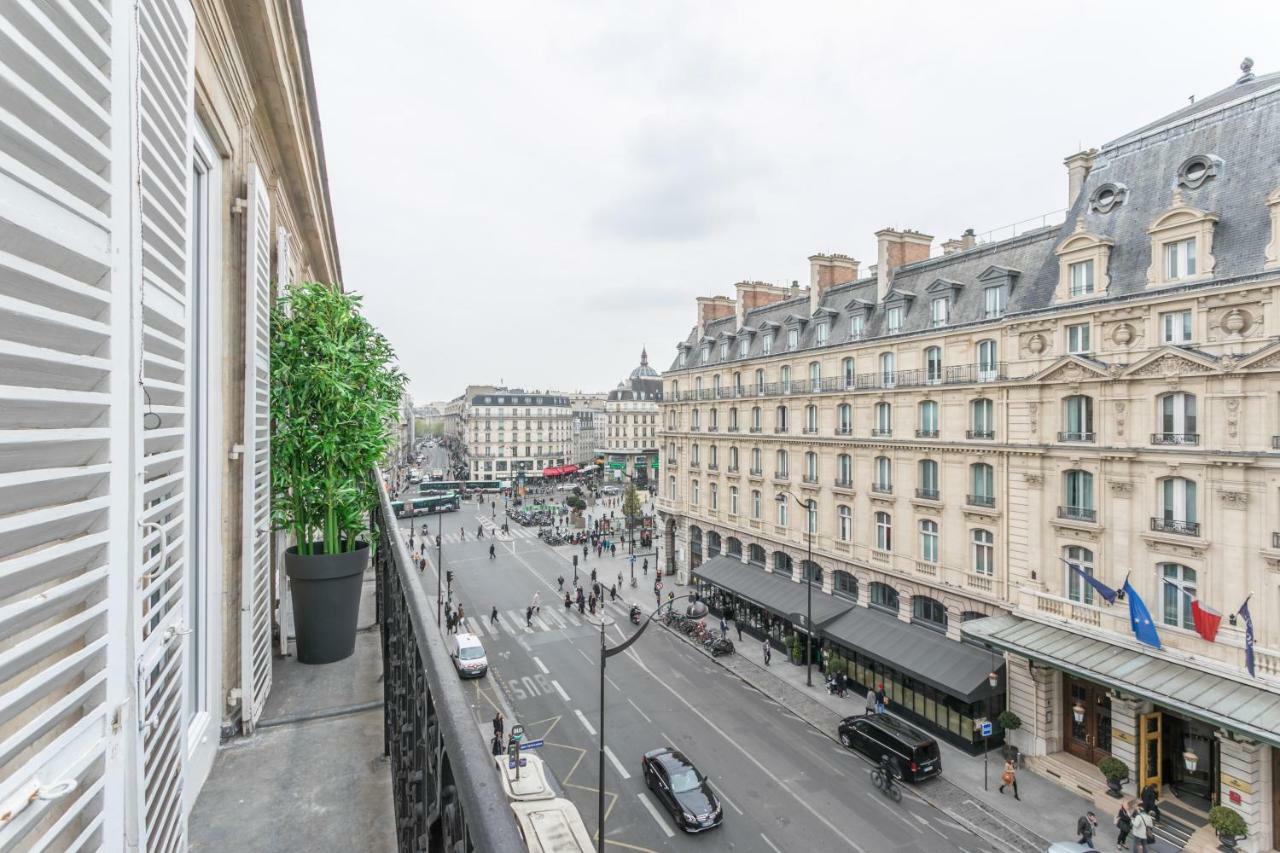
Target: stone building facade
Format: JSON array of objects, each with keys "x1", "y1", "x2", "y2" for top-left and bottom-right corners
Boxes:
[
  {"x1": 658, "y1": 65, "x2": 1280, "y2": 848},
  {"x1": 463, "y1": 389, "x2": 573, "y2": 479},
  {"x1": 599, "y1": 349, "x2": 663, "y2": 486}
]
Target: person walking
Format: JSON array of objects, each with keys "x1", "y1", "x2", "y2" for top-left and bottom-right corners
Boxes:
[
  {"x1": 1129, "y1": 805, "x2": 1154, "y2": 853},
  {"x1": 719, "y1": 617, "x2": 728, "y2": 640},
  {"x1": 492, "y1": 711, "x2": 504, "y2": 742},
  {"x1": 588, "y1": 594, "x2": 596, "y2": 616},
  {"x1": 1115, "y1": 801, "x2": 1133, "y2": 850},
  {"x1": 1139, "y1": 782, "x2": 1162, "y2": 823},
  {"x1": 874, "y1": 683, "x2": 887, "y2": 715},
  {"x1": 531, "y1": 591, "x2": 540, "y2": 614},
  {"x1": 446, "y1": 610, "x2": 456, "y2": 634},
  {"x1": 525, "y1": 605, "x2": 533, "y2": 628},
  {"x1": 590, "y1": 568, "x2": 597, "y2": 584},
  {"x1": 643, "y1": 558, "x2": 648, "y2": 576},
  {"x1": 490, "y1": 605, "x2": 498, "y2": 627},
  {"x1": 1077, "y1": 811, "x2": 1098, "y2": 846},
  {"x1": 578, "y1": 594, "x2": 585, "y2": 615},
  {"x1": 564, "y1": 591, "x2": 572, "y2": 610},
  {"x1": 455, "y1": 603, "x2": 464, "y2": 633},
  {"x1": 998, "y1": 758, "x2": 1020, "y2": 800},
  {"x1": 488, "y1": 543, "x2": 495, "y2": 560},
  {"x1": 419, "y1": 557, "x2": 426, "y2": 573},
  {"x1": 865, "y1": 686, "x2": 877, "y2": 717},
  {"x1": 762, "y1": 639, "x2": 771, "y2": 666},
  {"x1": 557, "y1": 575, "x2": 564, "y2": 591},
  {"x1": 735, "y1": 619, "x2": 743, "y2": 642}
]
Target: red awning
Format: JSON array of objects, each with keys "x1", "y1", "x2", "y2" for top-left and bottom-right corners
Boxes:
[
  {"x1": 562, "y1": 464, "x2": 579, "y2": 474},
  {"x1": 542, "y1": 466, "x2": 562, "y2": 477}
]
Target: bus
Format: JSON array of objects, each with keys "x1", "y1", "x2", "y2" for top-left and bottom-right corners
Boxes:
[
  {"x1": 391, "y1": 500, "x2": 409, "y2": 518},
  {"x1": 466, "y1": 480, "x2": 502, "y2": 494},
  {"x1": 420, "y1": 481, "x2": 464, "y2": 495},
  {"x1": 411, "y1": 493, "x2": 460, "y2": 515}
]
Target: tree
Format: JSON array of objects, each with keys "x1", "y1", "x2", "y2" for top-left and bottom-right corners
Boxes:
[{"x1": 622, "y1": 483, "x2": 642, "y2": 522}]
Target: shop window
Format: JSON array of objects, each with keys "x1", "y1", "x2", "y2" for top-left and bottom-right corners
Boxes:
[
  {"x1": 869, "y1": 582, "x2": 899, "y2": 614},
  {"x1": 800, "y1": 559, "x2": 822, "y2": 584},
  {"x1": 772, "y1": 551, "x2": 792, "y2": 577}
]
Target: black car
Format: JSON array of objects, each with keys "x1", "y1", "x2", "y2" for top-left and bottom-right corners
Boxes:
[
  {"x1": 837, "y1": 714, "x2": 942, "y2": 783},
  {"x1": 641, "y1": 748, "x2": 723, "y2": 833}
]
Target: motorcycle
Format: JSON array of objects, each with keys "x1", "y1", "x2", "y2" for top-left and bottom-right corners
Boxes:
[
  {"x1": 709, "y1": 638, "x2": 734, "y2": 657},
  {"x1": 629, "y1": 605, "x2": 641, "y2": 625}
]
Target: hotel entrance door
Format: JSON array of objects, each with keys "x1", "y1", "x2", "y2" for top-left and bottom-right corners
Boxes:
[
  {"x1": 1139, "y1": 711, "x2": 1163, "y2": 797},
  {"x1": 1063, "y1": 675, "x2": 1112, "y2": 764}
]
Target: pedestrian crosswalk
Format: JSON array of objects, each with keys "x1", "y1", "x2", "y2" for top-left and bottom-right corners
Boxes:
[
  {"x1": 459, "y1": 597, "x2": 640, "y2": 640},
  {"x1": 411, "y1": 524, "x2": 549, "y2": 547}
]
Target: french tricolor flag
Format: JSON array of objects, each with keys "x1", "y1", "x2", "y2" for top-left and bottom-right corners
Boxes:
[{"x1": 1191, "y1": 599, "x2": 1222, "y2": 643}]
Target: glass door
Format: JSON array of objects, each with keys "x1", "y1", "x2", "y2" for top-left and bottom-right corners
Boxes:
[{"x1": 1139, "y1": 711, "x2": 1163, "y2": 797}]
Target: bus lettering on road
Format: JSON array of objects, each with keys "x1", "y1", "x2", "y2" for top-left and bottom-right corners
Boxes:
[{"x1": 507, "y1": 673, "x2": 554, "y2": 700}]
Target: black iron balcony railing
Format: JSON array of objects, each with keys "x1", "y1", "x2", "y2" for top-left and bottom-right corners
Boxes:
[
  {"x1": 675, "y1": 362, "x2": 1013, "y2": 400},
  {"x1": 1058, "y1": 431, "x2": 1096, "y2": 442},
  {"x1": 871, "y1": 428, "x2": 892, "y2": 438},
  {"x1": 1058, "y1": 505, "x2": 1097, "y2": 522},
  {"x1": 915, "y1": 487, "x2": 940, "y2": 501},
  {"x1": 871, "y1": 483, "x2": 892, "y2": 494},
  {"x1": 967, "y1": 493, "x2": 996, "y2": 508},
  {"x1": 915, "y1": 428, "x2": 939, "y2": 438},
  {"x1": 749, "y1": 467, "x2": 763, "y2": 476},
  {"x1": 835, "y1": 426, "x2": 853, "y2": 436},
  {"x1": 966, "y1": 429, "x2": 995, "y2": 440},
  {"x1": 374, "y1": 480, "x2": 524, "y2": 853},
  {"x1": 834, "y1": 478, "x2": 854, "y2": 489},
  {"x1": 802, "y1": 427, "x2": 819, "y2": 434},
  {"x1": 1152, "y1": 432, "x2": 1199, "y2": 446},
  {"x1": 1150, "y1": 517, "x2": 1200, "y2": 537}
]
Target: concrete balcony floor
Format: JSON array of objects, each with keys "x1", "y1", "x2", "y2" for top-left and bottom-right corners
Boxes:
[{"x1": 190, "y1": 570, "x2": 395, "y2": 853}]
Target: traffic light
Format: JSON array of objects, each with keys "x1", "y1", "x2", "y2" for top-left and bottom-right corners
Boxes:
[{"x1": 446, "y1": 570, "x2": 454, "y2": 586}]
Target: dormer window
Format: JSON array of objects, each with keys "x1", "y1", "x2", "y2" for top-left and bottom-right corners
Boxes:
[
  {"x1": 700, "y1": 345, "x2": 710, "y2": 364},
  {"x1": 1163, "y1": 238, "x2": 1196, "y2": 280},
  {"x1": 930, "y1": 297, "x2": 948, "y2": 327},
  {"x1": 887, "y1": 306, "x2": 903, "y2": 333},
  {"x1": 1054, "y1": 221, "x2": 1113, "y2": 302},
  {"x1": 1069, "y1": 259, "x2": 1094, "y2": 297},
  {"x1": 762, "y1": 333, "x2": 773, "y2": 355},
  {"x1": 738, "y1": 337, "x2": 749, "y2": 358},
  {"x1": 787, "y1": 328, "x2": 799, "y2": 350},
  {"x1": 815, "y1": 322, "x2": 828, "y2": 345},
  {"x1": 679, "y1": 350, "x2": 687, "y2": 368},
  {"x1": 850, "y1": 314, "x2": 864, "y2": 339},
  {"x1": 983, "y1": 286, "x2": 1004, "y2": 318},
  {"x1": 719, "y1": 340, "x2": 728, "y2": 360},
  {"x1": 1146, "y1": 195, "x2": 1216, "y2": 288}
]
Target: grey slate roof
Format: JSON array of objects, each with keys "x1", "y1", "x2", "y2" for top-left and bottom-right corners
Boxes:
[
  {"x1": 667, "y1": 69, "x2": 1280, "y2": 373},
  {"x1": 693, "y1": 555, "x2": 855, "y2": 627}
]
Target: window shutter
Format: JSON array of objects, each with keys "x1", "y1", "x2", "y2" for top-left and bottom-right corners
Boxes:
[
  {"x1": 0, "y1": 1, "x2": 125, "y2": 848},
  {"x1": 275, "y1": 225, "x2": 293, "y2": 290},
  {"x1": 132, "y1": 0, "x2": 195, "y2": 849},
  {"x1": 241, "y1": 163, "x2": 273, "y2": 732},
  {"x1": 272, "y1": 227, "x2": 291, "y2": 655}
]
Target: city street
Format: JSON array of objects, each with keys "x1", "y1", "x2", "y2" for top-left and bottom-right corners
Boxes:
[{"x1": 398, "y1": 462, "x2": 997, "y2": 852}]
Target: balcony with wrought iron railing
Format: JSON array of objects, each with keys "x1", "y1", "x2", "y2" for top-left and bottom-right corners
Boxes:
[
  {"x1": 966, "y1": 429, "x2": 995, "y2": 440},
  {"x1": 870, "y1": 428, "x2": 892, "y2": 438},
  {"x1": 1150, "y1": 517, "x2": 1200, "y2": 537},
  {"x1": 1057, "y1": 505, "x2": 1097, "y2": 522},
  {"x1": 915, "y1": 428, "x2": 939, "y2": 438},
  {"x1": 835, "y1": 426, "x2": 853, "y2": 436},
  {"x1": 673, "y1": 362, "x2": 1012, "y2": 401},
  {"x1": 1057, "y1": 431, "x2": 1096, "y2": 443},
  {"x1": 914, "y1": 487, "x2": 940, "y2": 501},
  {"x1": 967, "y1": 493, "x2": 996, "y2": 508},
  {"x1": 1152, "y1": 432, "x2": 1199, "y2": 446},
  {"x1": 871, "y1": 483, "x2": 893, "y2": 495}
]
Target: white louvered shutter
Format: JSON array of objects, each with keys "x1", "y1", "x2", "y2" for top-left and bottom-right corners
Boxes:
[
  {"x1": 241, "y1": 163, "x2": 273, "y2": 731},
  {"x1": 132, "y1": 0, "x2": 195, "y2": 849},
  {"x1": 0, "y1": 1, "x2": 125, "y2": 849},
  {"x1": 272, "y1": 225, "x2": 292, "y2": 655}
]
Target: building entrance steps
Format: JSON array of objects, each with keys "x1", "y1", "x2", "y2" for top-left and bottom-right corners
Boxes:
[{"x1": 1025, "y1": 751, "x2": 1111, "y2": 800}]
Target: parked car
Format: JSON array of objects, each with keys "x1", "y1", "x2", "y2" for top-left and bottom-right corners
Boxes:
[
  {"x1": 836, "y1": 714, "x2": 942, "y2": 783},
  {"x1": 640, "y1": 747, "x2": 723, "y2": 833},
  {"x1": 451, "y1": 633, "x2": 487, "y2": 678}
]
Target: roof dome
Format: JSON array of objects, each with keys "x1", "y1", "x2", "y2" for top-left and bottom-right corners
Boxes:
[{"x1": 628, "y1": 347, "x2": 658, "y2": 380}]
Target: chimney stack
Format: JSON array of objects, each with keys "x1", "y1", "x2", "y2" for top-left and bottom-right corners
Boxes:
[
  {"x1": 734, "y1": 280, "x2": 792, "y2": 328},
  {"x1": 1064, "y1": 149, "x2": 1097, "y2": 208},
  {"x1": 875, "y1": 228, "x2": 933, "y2": 302},
  {"x1": 808, "y1": 253, "x2": 860, "y2": 314},
  {"x1": 695, "y1": 295, "x2": 735, "y2": 336},
  {"x1": 941, "y1": 228, "x2": 978, "y2": 256}
]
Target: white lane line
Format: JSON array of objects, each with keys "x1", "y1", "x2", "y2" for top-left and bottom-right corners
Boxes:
[
  {"x1": 574, "y1": 709, "x2": 597, "y2": 736},
  {"x1": 627, "y1": 698, "x2": 651, "y2": 723},
  {"x1": 760, "y1": 833, "x2": 783, "y2": 853},
  {"x1": 707, "y1": 781, "x2": 742, "y2": 816},
  {"x1": 605, "y1": 674, "x2": 621, "y2": 692},
  {"x1": 863, "y1": 790, "x2": 921, "y2": 833},
  {"x1": 636, "y1": 792, "x2": 675, "y2": 839},
  {"x1": 551, "y1": 680, "x2": 571, "y2": 702},
  {"x1": 478, "y1": 616, "x2": 497, "y2": 637},
  {"x1": 576, "y1": 647, "x2": 592, "y2": 665},
  {"x1": 532, "y1": 656, "x2": 549, "y2": 675},
  {"x1": 804, "y1": 728, "x2": 826, "y2": 737},
  {"x1": 506, "y1": 610, "x2": 533, "y2": 633},
  {"x1": 604, "y1": 745, "x2": 631, "y2": 780}
]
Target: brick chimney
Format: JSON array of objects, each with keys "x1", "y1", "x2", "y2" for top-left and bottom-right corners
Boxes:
[
  {"x1": 734, "y1": 281, "x2": 791, "y2": 329},
  {"x1": 695, "y1": 295, "x2": 736, "y2": 336},
  {"x1": 941, "y1": 229, "x2": 977, "y2": 256},
  {"x1": 808, "y1": 253, "x2": 860, "y2": 314},
  {"x1": 875, "y1": 228, "x2": 933, "y2": 302},
  {"x1": 1064, "y1": 149, "x2": 1097, "y2": 208}
]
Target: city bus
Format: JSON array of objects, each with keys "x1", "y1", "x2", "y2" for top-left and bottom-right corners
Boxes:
[
  {"x1": 391, "y1": 500, "x2": 409, "y2": 518},
  {"x1": 420, "y1": 480, "x2": 464, "y2": 495},
  {"x1": 411, "y1": 493, "x2": 460, "y2": 515},
  {"x1": 466, "y1": 480, "x2": 502, "y2": 494}
]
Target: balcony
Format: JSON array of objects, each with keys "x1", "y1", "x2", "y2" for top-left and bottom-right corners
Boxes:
[
  {"x1": 688, "y1": 460, "x2": 700, "y2": 469},
  {"x1": 1058, "y1": 431, "x2": 1095, "y2": 442},
  {"x1": 727, "y1": 426, "x2": 740, "y2": 433},
  {"x1": 749, "y1": 426, "x2": 763, "y2": 433},
  {"x1": 914, "y1": 487, "x2": 940, "y2": 501},
  {"x1": 833, "y1": 478, "x2": 854, "y2": 490},
  {"x1": 707, "y1": 425, "x2": 719, "y2": 432},
  {"x1": 802, "y1": 475, "x2": 819, "y2": 485},
  {"x1": 1057, "y1": 505, "x2": 1096, "y2": 522},
  {"x1": 802, "y1": 427, "x2": 819, "y2": 435},
  {"x1": 835, "y1": 426, "x2": 853, "y2": 436},
  {"x1": 749, "y1": 467, "x2": 763, "y2": 477},
  {"x1": 871, "y1": 483, "x2": 893, "y2": 495},
  {"x1": 967, "y1": 493, "x2": 996, "y2": 508},
  {"x1": 773, "y1": 471, "x2": 790, "y2": 482},
  {"x1": 966, "y1": 429, "x2": 995, "y2": 440},
  {"x1": 774, "y1": 426, "x2": 789, "y2": 433},
  {"x1": 726, "y1": 465, "x2": 739, "y2": 473},
  {"x1": 915, "y1": 428, "x2": 939, "y2": 438},
  {"x1": 871, "y1": 428, "x2": 893, "y2": 438},
  {"x1": 706, "y1": 463, "x2": 719, "y2": 471},
  {"x1": 1150, "y1": 517, "x2": 1200, "y2": 537},
  {"x1": 1152, "y1": 432, "x2": 1199, "y2": 446}
]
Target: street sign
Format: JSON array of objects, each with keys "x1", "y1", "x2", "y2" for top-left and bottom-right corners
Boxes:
[
  {"x1": 519, "y1": 739, "x2": 544, "y2": 750},
  {"x1": 655, "y1": 581, "x2": 663, "y2": 591},
  {"x1": 980, "y1": 720, "x2": 993, "y2": 737},
  {"x1": 510, "y1": 724, "x2": 525, "y2": 742},
  {"x1": 507, "y1": 758, "x2": 528, "y2": 769}
]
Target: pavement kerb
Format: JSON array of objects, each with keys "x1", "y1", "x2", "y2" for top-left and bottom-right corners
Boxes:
[{"x1": 655, "y1": 614, "x2": 1050, "y2": 853}]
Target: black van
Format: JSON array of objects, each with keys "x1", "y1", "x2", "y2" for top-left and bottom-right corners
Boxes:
[{"x1": 837, "y1": 715, "x2": 942, "y2": 783}]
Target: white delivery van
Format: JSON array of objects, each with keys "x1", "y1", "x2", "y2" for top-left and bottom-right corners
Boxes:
[{"x1": 451, "y1": 633, "x2": 487, "y2": 678}]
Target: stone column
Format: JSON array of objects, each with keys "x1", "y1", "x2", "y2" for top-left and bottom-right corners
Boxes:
[
  {"x1": 1217, "y1": 732, "x2": 1270, "y2": 853},
  {"x1": 1005, "y1": 655, "x2": 1059, "y2": 756},
  {"x1": 1107, "y1": 692, "x2": 1142, "y2": 797}
]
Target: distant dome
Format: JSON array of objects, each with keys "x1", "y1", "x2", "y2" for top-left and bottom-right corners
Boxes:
[{"x1": 629, "y1": 347, "x2": 658, "y2": 380}]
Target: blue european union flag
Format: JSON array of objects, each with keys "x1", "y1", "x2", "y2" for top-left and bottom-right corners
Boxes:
[{"x1": 1123, "y1": 579, "x2": 1162, "y2": 650}]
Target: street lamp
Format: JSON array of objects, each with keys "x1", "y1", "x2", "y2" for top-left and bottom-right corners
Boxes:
[
  {"x1": 776, "y1": 491, "x2": 815, "y2": 687},
  {"x1": 596, "y1": 592, "x2": 708, "y2": 849}
]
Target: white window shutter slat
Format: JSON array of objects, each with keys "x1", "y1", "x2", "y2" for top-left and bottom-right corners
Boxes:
[
  {"x1": 0, "y1": 2, "x2": 125, "y2": 850},
  {"x1": 132, "y1": 0, "x2": 195, "y2": 850},
  {"x1": 271, "y1": 226, "x2": 292, "y2": 654},
  {"x1": 241, "y1": 163, "x2": 273, "y2": 732}
]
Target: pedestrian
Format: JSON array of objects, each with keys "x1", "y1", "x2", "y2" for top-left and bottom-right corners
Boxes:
[
  {"x1": 999, "y1": 758, "x2": 1020, "y2": 800},
  {"x1": 874, "y1": 683, "x2": 886, "y2": 715},
  {"x1": 456, "y1": 603, "x2": 464, "y2": 631},
  {"x1": 1129, "y1": 805, "x2": 1154, "y2": 853},
  {"x1": 1139, "y1": 782, "x2": 1161, "y2": 823},
  {"x1": 557, "y1": 575, "x2": 564, "y2": 591},
  {"x1": 762, "y1": 639, "x2": 771, "y2": 665},
  {"x1": 419, "y1": 557, "x2": 426, "y2": 572},
  {"x1": 532, "y1": 591, "x2": 540, "y2": 614},
  {"x1": 526, "y1": 605, "x2": 533, "y2": 628},
  {"x1": 735, "y1": 620, "x2": 743, "y2": 642},
  {"x1": 446, "y1": 610, "x2": 455, "y2": 633},
  {"x1": 1077, "y1": 811, "x2": 1097, "y2": 846},
  {"x1": 490, "y1": 605, "x2": 498, "y2": 626},
  {"x1": 609, "y1": 584, "x2": 617, "y2": 602},
  {"x1": 578, "y1": 595, "x2": 585, "y2": 615},
  {"x1": 589, "y1": 595, "x2": 596, "y2": 615},
  {"x1": 611, "y1": 543, "x2": 616, "y2": 557},
  {"x1": 590, "y1": 568, "x2": 597, "y2": 584},
  {"x1": 1115, "y1": 800, "x2": 1133, "y2": 849},
  {"x1": 865, "y1": 687, "x2": 876, "y2": 717},
  {"x1": 719, "y1": 617, "x2": 728, "y2": 639},
  {"x1": 564, "y1": 591, "x2": 572, "y2": 610},
  {"x1": 492, "y1": 711, "x2": 504, "y2": 740},
  {"x1": 643, "y1": 559, "x2": 648, "y2": 576},
  {"x1": 489, "y1": 543, "x2": 495, "y2": 560},
  {"x1": 656, "y1": 591, "x2": 661, "y2": 609}
]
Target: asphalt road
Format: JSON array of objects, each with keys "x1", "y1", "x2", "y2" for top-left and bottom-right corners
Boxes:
[{"x1": 397, "y1": 469, "x2": 996, "y2": 853}]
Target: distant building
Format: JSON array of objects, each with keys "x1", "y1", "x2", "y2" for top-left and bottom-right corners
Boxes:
[
  {"x1": 568, "y1": 393, "x2": 607, "y2": 466},
  {"x1": 598, "y1": 349, "x2": 663, "y2": 486},
  {"x1": 451, "y1": 386, "x2": 573, "y2": 480}
]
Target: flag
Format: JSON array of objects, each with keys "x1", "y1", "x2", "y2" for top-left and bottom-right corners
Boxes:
[
  {"x1": 1060, "y1": 557, "x2": 1117, "y2": 605},
  {"x1": 1238, "y1": 599, "x2": 1256, "y2": 678},
  {"x1": 1161, "y1": 577, "x2": 1223, "y2": 643},
  {"x1": 1123, "y1": 579, "x2": 1161, "y2": 649}
]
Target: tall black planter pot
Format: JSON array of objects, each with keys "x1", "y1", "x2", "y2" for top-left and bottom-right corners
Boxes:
[{"x1": 285, "y1": 541, "x2": 369, "y2": 664}]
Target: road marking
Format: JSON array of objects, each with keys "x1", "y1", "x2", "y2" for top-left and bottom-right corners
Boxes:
[
  {"x1": 626, "y1": 698, "x2": 651, "y2": 723},
  {"x1": 863, "y1": 790, "x2": 921, "y2": 832},
  {"x1": 605, "y1": 674, "x2": 621, "y2": 692},
  {"x1": 532, "y1": 656, "x2": 549, "y2": 674},
  {"x1": 507, "y1": 610, "x2": 533, "y2": 633},
  {"x1": 478, "y1": 616, "x2": 497, "y2": 637},
  {"x1": 707, "y1": 780, "x2": 742, "y2": 816},
  {"x1": 604, "y1": 745, "x2": 631, "y2": 779},
  {"x1": 576, "y1": 647, "x2": 592, "y2": 665},
  {"x1": 760, "y1": 833, "x2": 783, "y2": 853},
  {"x1": 574, "y1": 709, "x2": 596, "y2": 736},
  {"x1": 551, "y1": 680, "x2": 570, "y2": 702},
  {"x1": 804, "y1": 728, "x2": 826, "y2": 737},
  {"x1": 636, "y1": 792, "x2": 674, "y2": 839},
  {"x1": 660, "y1": 731, "x2": 674, "y2": 745}
]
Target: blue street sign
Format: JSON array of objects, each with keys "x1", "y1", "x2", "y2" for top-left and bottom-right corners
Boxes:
[
  {"x1": 519, "y1": 739, "x2": 544, "y2": 750},
  {"x1": 980, "y1": 721, "x2": 993, "y2": 737},
  {"x1": 507, "y1": 758, "x2": 528, "y2": 769}
]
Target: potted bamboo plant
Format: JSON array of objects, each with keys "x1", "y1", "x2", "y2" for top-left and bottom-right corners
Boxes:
[{"x1": 271, "y1": 282, "x2": 406, "y2": 664}]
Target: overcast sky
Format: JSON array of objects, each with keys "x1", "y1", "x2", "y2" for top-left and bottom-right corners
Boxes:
[{"x1": 305, "y1": 1, "x2": 1279, "y2": 405}]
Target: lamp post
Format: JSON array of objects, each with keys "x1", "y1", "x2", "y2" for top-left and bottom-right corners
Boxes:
[
  {"x1": 776, "y1": 491, "x2": 814, "y2": 687},
  {"x1": 983, "y1": 651, "x2": 999, "y2": 790},
  {"x1": 597, "y1": 592, "x2": 708, "y2": 848},
  {"x1": 435, "y1": 507, "x2": 443, "y2": 625}
]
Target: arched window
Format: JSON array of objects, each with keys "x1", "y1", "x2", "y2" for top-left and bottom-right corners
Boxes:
[
  {"x1": 919, "y1": 519, "x2": 939, "y2": 563},
  {"x1": 924, "y1": 346, "x2": 942, "y2": 384},
  {"x1": 875, "y1": 511, "x2": 892, "y2": 551},
  {"x1": 977, "y1": 339, "x2": 998, "y2": 381},
  {"x1": 776, "y1": 495, "x2": 788, "y2": 526},
  {"x1": 1062, "y1": 469, "x2": 1095, "y2": 520},
  {"x1": 748, "y1": 543, "x2": 766, "y2": 565},
  {"x1": 691, "y1": 408, "x2": 701, "y2": 429},
  {"x1": 729, "y1": 485, "x2": 739, "y2": 515},
  {"x1": 970, "y1": 463, "x2": 994, "y2": 506},
  {"x1": 1062, "y1": 394, "x2": 1094, "y2": 442},
  {"x1": 713, "y1": 374, "x2": 722, "y2": 394},
  {"x1": 695, "y1": 376, "x2": 703, "y2": 393},
  {"x1": 739, "y1": 336, "x2": 750, "y2": 358},
  {"x1": 917, "y1": 459, "x2": 939, "y2": 500},
  {"x1": 772, "y1": 551, "x2": 792, "y2": 576},
  {"x1": 709, "y1": 407, "x2": 718, "y2": 429},
  {"x1": 751, "y1": 406, "x2": 761, "y2": 430},
  {"x1": 751, "y1": 447, "x2": 762, "y2": 474},
  {"x1": 809, "y1": 361, "x2": 821, "y2": 388},
  {"x1": 667, "y1": 475, "x2": 676, "y2": 499},
  {"x1": 733, "y1": 371, "x2": 743, "y2": 394},
  {"x1": 972, "y1": 529, "x2": 994, "y2": 575},
  {"x1": 836, "y1": 454, "x2": 852, "y2": 487},
  {"x1": 1157, "y1": 477, "x2": 1198, "y2": 535},
  {"x1": 754, "y1": 368, "x2": 765, "y2": 390},
  {"x1": 804, "y1": 451, "x2": 818, "y2": 482},
  {"x1": 775, "y1": 449, "x2": 789, "y2": 478},
  {"x1": 837, "y1": 505, "x2": 852, "y2": 541},
  {"x1": 728, "y1": 407, "x2": 738, "y2": 430},
  {"x1": 779, "y1": 365, "x2": 791, "y2": 393},
  {"x1": 751, "y1": 489, "x2": 762, "y2": 519},
  {"x1": 804, "y1": 404, "x2": 818, "y2": 432},
  {"x1": 869, "y1": 582, "x2": 899, "y2": 613},
  {"x1": 1064, "y1": 545, "x2": 1096, "y2": 604},
  {"x1": 969, "y1": 398, "x2": 994, "y2": 439},
  {"x1": 728, "y1": 446, "x2": 739, "y2": 471},
  {"x1": 671, "y1": 379, "x2": 680, "y2": 397},
  {"x1": 874, "y1": 456, "x2": 892, "y2": 492},
  {"x1": 708, "y1": 445, "x2": 718, "y2": 468},
  {"x1": 804, "y1": 499, "x2": 817, "y2": 534},
  {"x1": 833, "y1": 570, "x2": 857, "y2": 600},
  {"x1": 874, "y1": 402, "x2": 892, "y2": 436},
  {"x1": 690, "y1": 443, "x2": 700, "y2": 465},
  {"x1": 775, "y1": 406, "x2": 788, "y2": 432},
  {"x1": 880, "y1": 352, "x2": 896, "y2": 387},
  {"x1": 709, "y1": 482, "x2": 718, "y2": 510},
  {"x1": 841, "y1": 357, "x2": 855, "y2": 389},
  {"x1": 801, "y1": 559, "x2": 822, "y2": 583},
  {"x1": 1160, "y1": 563, "x2": 1197, "y2": 630},
  {"x1": 727, "y1": 537, "x2": 743, "y2": 558},
  {"x1": 837, "y1": 403, "x2": 852, "y2": 434},
  {"x1": 912, "y1": 596, "x2": 947, "y2": 632},
  {"x1": 918, "y1": 400, "x2": 938, "y2": 437},
  {"x1": 691, "y1": 479, "x2": 700, "y2": 505},
  {"x1": 1155, "y1": 392, "x2": 1197, "y2": 444}
]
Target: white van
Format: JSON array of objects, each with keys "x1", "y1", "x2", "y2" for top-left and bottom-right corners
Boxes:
[
  {"x1": 510, "y1": 798, "x2": 595, "y2": 853},
  {"x1": 451, "y1": 633, "x2": 487, "y2": 678}
]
